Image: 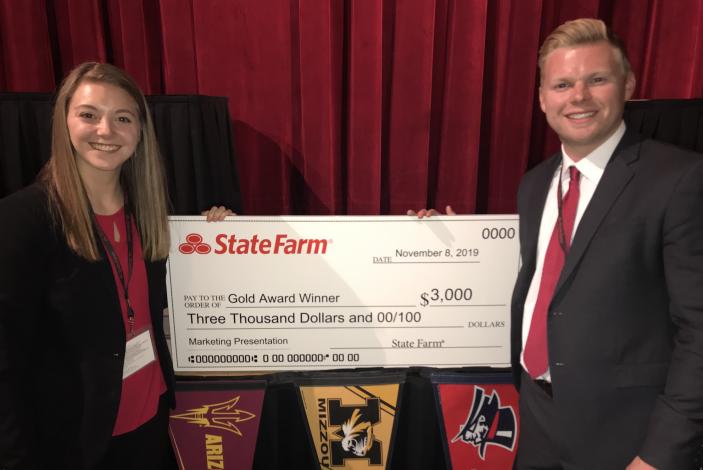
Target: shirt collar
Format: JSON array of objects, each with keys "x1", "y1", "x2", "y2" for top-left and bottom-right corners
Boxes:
[{"x1": 560, "y1": 121, "x2": 626, "y2": 183}]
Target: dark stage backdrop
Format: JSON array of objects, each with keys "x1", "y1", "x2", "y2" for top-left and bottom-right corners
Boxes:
[
  {"x1": 2, "y1": 92, "x2": 702, "y2": 204},
  {"x1": 1, "y1": 0, "x2": 702, "y2": 215}
]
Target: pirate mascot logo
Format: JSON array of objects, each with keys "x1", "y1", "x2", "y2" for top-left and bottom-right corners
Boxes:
[{"x1": 452, "y1": 386, "x2": 516, "y2": 459}]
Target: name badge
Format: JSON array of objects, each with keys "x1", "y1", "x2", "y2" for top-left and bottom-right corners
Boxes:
[{"x1": 122, "y1": 327, "x2": 157, "y2": 379}]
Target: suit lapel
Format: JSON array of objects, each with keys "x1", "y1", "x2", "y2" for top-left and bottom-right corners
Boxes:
[
  {"x1": 524, "y1": 155, "x2": 561, "y2": 268},
  {"x1": 512, "y1": 155, "x2": 560, "y2": 319},
  {"x1": 554, "y1": 130, "x2": 642, "y2": 294}
]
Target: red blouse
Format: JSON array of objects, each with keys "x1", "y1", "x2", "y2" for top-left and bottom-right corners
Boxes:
[{"x1": 95, "y1": 207, "x2": 166, "y2": 435}]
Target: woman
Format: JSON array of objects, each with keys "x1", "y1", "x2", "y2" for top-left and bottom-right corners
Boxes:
[{"x1": 0, "y1": 63, "x2": 229, "y2": 469}]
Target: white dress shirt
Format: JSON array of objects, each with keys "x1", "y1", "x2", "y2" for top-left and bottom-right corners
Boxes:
[{"x1": 520, "y1": 122, "x2": 626, "y2": 381}]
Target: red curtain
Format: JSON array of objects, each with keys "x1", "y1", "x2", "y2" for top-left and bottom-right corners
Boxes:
[{"x1": 2, "y1": 0, "x2": 702, "y2": 215}]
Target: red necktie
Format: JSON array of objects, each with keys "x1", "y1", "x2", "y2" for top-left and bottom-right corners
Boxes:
[{"x1": 524, "y1": 166, "x2": 581, "y2": 379}]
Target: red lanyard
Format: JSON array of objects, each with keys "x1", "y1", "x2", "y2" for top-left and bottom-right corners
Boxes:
[{"x1": 92, "y1": 206, "x2": 135, "y2": 333}]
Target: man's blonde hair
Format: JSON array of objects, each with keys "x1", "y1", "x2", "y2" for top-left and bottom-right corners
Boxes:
[{"x1": 538, "y1": 18, "x2": 631, "y2": 77}]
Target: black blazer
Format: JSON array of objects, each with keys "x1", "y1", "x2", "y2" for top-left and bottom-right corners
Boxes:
[
  {"x1": 0, "y1": 184, "x2": 175, "y2": 470},
  {"x1": 511, "y1": 130, "x2": 703, "y2": 469}
]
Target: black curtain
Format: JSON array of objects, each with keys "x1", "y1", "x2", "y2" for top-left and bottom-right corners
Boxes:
[
  {"x1": 0, "y1": 93, "x2": 53, "y2": 195},
  {"x1": 625, "y1": 99, "x2": 703, "y2": 154},
  {"x1": 2, "y1": 94, "x2": 702, "y2": 211}
]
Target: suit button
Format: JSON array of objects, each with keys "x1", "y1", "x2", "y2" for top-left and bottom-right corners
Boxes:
[
  {"x1": 554, "y1": 362, "x2": 565, "y2": 367},
  {"x1": 552, "y1": 311, "x2": 563, "y2": 316},
  {"x1": 113, "y1": 353, "x2": 120, "y2": 358}
]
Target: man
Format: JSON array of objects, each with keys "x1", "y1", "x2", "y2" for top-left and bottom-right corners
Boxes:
[
  {"x1": 410, "y1": 17, "x2": 703, "y2": 469},
  {"x1": 511, "y1": 18, "x2": 703, "y2": 469}
]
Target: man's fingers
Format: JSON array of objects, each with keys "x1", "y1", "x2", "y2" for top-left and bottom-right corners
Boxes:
[{"x1": 408, "y1": 207, "x2": 455, "y2": 218}]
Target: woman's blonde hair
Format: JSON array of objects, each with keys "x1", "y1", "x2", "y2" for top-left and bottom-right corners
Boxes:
[{"x1": 39, "y1": 62, "x2": 170, "y2": 261}]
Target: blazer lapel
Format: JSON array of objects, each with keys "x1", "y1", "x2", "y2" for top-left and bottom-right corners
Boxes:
[
  {"x1": 524, "y1": 155, "x2": 561, "y2": 267},
  {"x1": 554, "y1": 130, "x2": 642, "y2": 294}
]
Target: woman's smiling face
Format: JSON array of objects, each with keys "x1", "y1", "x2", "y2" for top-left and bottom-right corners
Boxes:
[{"x1": 66, "y1": 81, "x2": 141, "y2": 178}]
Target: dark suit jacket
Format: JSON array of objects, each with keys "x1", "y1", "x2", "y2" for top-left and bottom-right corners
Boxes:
[
  {"x1": 511, "y1": 130, "x2": 703, "y2": 469},
  {"x1": 0, "y1": 184, "x2": 175, "y2": 470}
]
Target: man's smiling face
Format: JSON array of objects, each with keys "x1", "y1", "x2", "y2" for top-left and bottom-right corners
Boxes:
[{"x1": 539, "y1": 41, "x2": 635, "y2": 160}]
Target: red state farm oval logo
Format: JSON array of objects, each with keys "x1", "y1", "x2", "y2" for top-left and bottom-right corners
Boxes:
[{"x1": 179, "y1": 233, "x2": 211, "y2": 254}]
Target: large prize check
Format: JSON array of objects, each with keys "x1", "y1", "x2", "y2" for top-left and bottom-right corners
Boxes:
[{"x1": 167, "y1": 216, "x2": 519, "y2": 372}]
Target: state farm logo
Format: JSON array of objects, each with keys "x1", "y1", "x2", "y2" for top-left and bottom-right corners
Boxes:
[
  {"x1": 177, "y1": 233, "x2": 330, "y2": 255},
  {"x1": 179, "y1": 233, "x2": 212, "y2": 254}
]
